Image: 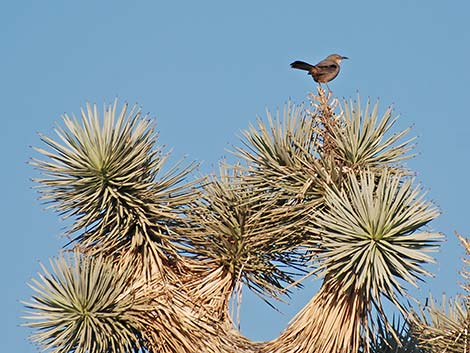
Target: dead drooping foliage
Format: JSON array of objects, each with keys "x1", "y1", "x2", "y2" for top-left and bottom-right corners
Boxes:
[{"x1": 410, "y1": 232, "x2": 470, "y2": 353}]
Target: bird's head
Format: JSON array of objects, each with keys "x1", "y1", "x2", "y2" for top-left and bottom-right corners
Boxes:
[{"x1": 327, "y1": 54, "x2": 349, "y2": 64}]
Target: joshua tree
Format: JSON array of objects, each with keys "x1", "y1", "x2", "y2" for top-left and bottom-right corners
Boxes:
[{"x1": 23, "y1": 88, "x2": 452, "y2": 353}]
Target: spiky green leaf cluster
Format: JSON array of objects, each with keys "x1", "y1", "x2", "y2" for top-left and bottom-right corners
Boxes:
[
  {"x1": 31, "y1": 100, "x2": 197, "y2": 257},
  {"x1": 315, "y1": 170, "x2": 442, "y2": 305},
  {"x1": 235, "y1": 98, "x2": 416, "y2": 206},
  {"x1": 181, "y1": 166, "x2": 309, "y2": 299},
  {"x1": 234, "y1": 102, "x2": 325, "y2": 203},
  {"x1": 23, "y1": 252, "x2": 147, "y2": 353},
  {"x1": 330, "y1": 99, "x2": 416, "y2": 170}
]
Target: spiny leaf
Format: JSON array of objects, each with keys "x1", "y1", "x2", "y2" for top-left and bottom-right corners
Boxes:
[
  {"x1": 22, "y1": 252, "x2": 146, "y2": 353},
  {"x1": 330, "y1": 98, "x2": 415, "y2": 170},
  {"x1": 314, "y1": 170, "x2": 442, "y2": 305},
  {"x1": 31, "y1": 99, "x2": 198, "y2": 260}
]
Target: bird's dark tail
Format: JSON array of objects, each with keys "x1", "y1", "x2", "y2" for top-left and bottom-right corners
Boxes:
[{"x1": 290, "y1": 60, "x2": 314, "y2": 71}]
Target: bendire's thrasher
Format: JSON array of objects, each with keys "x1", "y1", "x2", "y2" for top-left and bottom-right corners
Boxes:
[{"x1": 290, "y1": 54, "x2": 348, "y2": 84}]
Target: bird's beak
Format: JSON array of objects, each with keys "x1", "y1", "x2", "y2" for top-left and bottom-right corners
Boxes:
[{"x1": 342, "y1": 56, "x2": 349, "y2": 60}]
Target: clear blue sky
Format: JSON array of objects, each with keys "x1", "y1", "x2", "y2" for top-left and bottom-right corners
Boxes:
[{"x1": 2, "y1": 1, "x2": 469, "y2": 351}]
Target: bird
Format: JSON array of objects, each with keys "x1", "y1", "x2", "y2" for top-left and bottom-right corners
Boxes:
[{"x1": 290, "y1": 54, "x2": 348, "y2": 89}]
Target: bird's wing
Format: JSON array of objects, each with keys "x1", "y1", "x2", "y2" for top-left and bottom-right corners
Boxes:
[{"x1": 314, "y1": 60, "x2": 339, "y2": 72}]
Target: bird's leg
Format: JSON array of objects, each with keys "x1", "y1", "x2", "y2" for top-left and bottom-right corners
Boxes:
[{"x1": 325, "y1": 83, "x2": 332, "y2": 93}]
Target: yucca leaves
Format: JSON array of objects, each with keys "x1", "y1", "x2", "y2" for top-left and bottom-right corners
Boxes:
[
  {"x1": 315, "y1": 170, "x2": 441, "y2": 305},
  {"x1": 31, "y1": 100, "x2": 197, "y2": 261},
  {"x1": 234, "y1": 102, "x2": 325, "y2": 203},
  {"x1": 181, "y1": 166, "x2": 309, "y2": 300},
  {"x1": 33, "y1": 101, "x2": 159, "y2": 220},
  {"x1": 23, "y1": 252, "x2": 147, "y2": 353},
  {"x1": 327, "y1": 98, "x2": 415, "y2": 170},
  {"x1": 235, "y1": 94, "x2": 415, "y2": 209}
]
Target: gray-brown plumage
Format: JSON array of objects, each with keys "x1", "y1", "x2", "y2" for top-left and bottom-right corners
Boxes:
[{"x1": 290, "y1": 54, "x2": 348, "y2": 85}]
